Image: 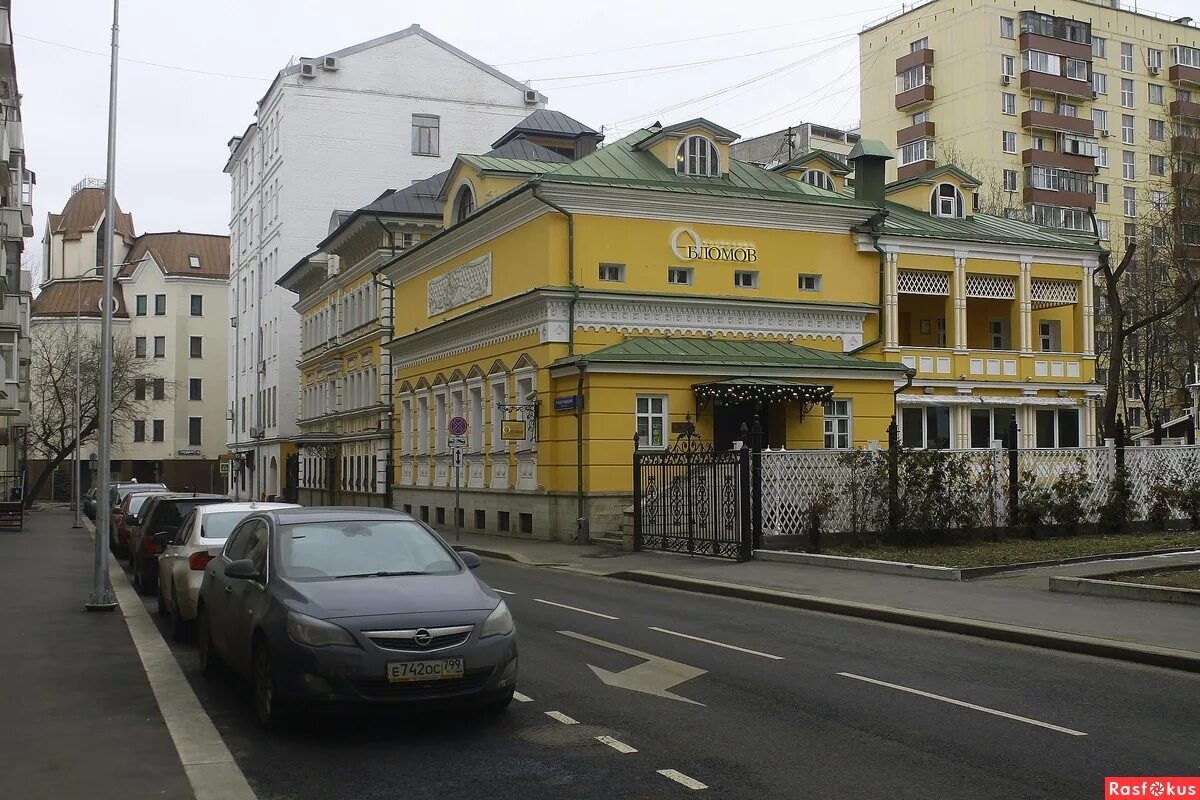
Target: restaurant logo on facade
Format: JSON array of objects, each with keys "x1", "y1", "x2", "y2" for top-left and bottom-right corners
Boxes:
[{"x1": 670, "y1": 227, "x2": 757, "y2": 263}]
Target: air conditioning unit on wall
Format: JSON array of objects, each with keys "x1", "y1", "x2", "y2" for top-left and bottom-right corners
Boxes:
[
  {"x1": 300, "y1": 62, "x2": 316, "y2": 78},
  {"x1": 322, "y1": 56, "x2": 339, "y2": 71},
  {"x1": 249, "y1": 427, "x2": 264, "y2": 439},
  {"x1": 524, "y1": 88, "x2": 539, "y2": 104},
  {"x1": 1001, "y1": 74, "x2": 1011, "y2": 85}
]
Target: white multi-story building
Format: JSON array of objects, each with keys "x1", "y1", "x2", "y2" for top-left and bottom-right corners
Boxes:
[
  {"x1": 32, "y1": 184, "x2": 230, "y2": 494},
  {"x1": 224, "y1": 24, "x2": 546, "y2": 500}
]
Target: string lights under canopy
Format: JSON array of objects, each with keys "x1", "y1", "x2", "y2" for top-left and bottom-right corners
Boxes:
[{"x1": 693, "y1": 378, "x2": 833, "y2": 409}]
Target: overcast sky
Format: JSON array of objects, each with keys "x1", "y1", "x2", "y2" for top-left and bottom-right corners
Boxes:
[{"x1": 15, "y1": 0, "x2": 1198, "y2": 267}]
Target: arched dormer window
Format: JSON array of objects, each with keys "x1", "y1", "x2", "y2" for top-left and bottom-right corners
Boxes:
[
  {"x1": 800, "y1": 169, "x2": 834, "y2": 191},
  {"x1": 930, "y1": 183, "x2": 965, "y2": 218},
  {"x1": 676, "y1": 136, "x2": 720, "y2": 177},
  {"x1": 453, "y1": 184, "x2": 475, "y2": 224}
]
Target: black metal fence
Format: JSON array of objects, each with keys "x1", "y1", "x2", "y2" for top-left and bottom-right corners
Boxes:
[{"x1": 633, "y1": 427, "x2": 753, "y2": 561}]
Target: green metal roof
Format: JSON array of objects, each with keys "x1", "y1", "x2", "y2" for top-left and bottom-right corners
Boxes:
[
  {"x1": 881, "y1": 202, "x2": 1100, "y2": 251},
  {"x1": 557, "y1": 337, "x2": 901, "y2": 370},
  {"x1": 457, "y1": 154, "x2": 558, "y2": 175},
  {"x1": 540, "y1": 129, "x2": 869, "y2": 206},
  {"x1": 886, "y1": 164, "x2": 983, "y2": 193},
  {"x1": 771, "y1": 149, "x2": 852, "y2": 175},
  {"x1": 848, "y1": 139, "x2": 894, "y2": 161}
]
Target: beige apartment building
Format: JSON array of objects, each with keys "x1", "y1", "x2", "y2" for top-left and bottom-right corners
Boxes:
[{"x1": 860, "y1": 0, "x2": 1200, "y2": 427}]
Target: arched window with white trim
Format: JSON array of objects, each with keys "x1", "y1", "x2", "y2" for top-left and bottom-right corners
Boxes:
[
  {"x1": 800, "y1": 169, "x2": 834, "y2": 191},
  {"x1": 453, "y1": 184, "x2": 475, "y2": 224},
  {"x1": 930, "y1": 183, "x2": 965, "y2": 218},
  {"x1": 675, "y1": 136, "x2": 720, "y2": 177}
]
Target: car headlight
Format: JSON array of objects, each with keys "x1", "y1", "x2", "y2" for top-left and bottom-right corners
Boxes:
[
  {"x1": 480, "y1": 600, "x2": 514, "y2": 639},
  {"x1": 286, "y1": 611, "x2": 357, "y2": 648}
]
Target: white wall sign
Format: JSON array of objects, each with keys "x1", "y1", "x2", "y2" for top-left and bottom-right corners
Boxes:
[
  {"x1": 427, "y1": 253, "x2": 493, "y2": 317},
  {"x1": 670, "y1": 227, "x2": 757, "y2": 263}
]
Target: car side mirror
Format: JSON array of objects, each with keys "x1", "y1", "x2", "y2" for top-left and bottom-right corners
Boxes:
[
  {"x1": 112, "y1": 505, "x2": 122, "y2": 514},
  {"x1": 226, "y1": 559, "x2": 262, "y2": 581},
  {"x1": 152, "y1": 531, "x2": 173, "y2": 549},
  {"x1": 458, "y1": 551, "x2": 481, "y2": 570}
]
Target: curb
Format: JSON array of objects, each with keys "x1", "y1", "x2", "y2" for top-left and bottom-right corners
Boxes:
[
  {"x1": 957, "y1": 546, "x2": 1200, "y2": 580},
  {"x1": 1049, "y1": 575, "x2": 1200, "y2": 607},
  {"x1": 609, "y1": 569, "x2": 1200, "y2": 674},
  {"x1": 451, "y1": 543, "x2": 533, "y2": 565},
  {"x1": 754, "y1": 549, "x2": 961, "y2": 581}
]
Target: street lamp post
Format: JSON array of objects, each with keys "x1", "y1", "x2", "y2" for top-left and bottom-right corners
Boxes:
[
  {"x1": 86, "y1": 0, "x2": 120, "y2": 612},
  {"x1": 72, "y1": 279, "x2": 81, "y2": 529}
]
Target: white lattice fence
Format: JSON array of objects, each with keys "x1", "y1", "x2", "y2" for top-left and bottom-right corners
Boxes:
[
  {"x1": 1016, "y1": 447, "x2": 1112, "y2": 522},
  {"x1": 759, "y1": 449, "x2": 862, "y2": 535},
  {"x1": 1125, "y1": 445, "x2": 1200, "y2": 519}
]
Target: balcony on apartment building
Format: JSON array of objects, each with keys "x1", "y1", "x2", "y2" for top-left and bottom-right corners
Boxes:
[
  {"x1": 1172, "y1": 133, "x2": 1200, "y2": 156},
  {"x1": 1022, "y1": 166, "x2": 1095, "y2": 212},
  {"x1": 895, "y1": 48, "x2": 934, "y2": 111},
  {"x1": 1018, "y1": 32, "x2": 1091, "y2": 63},
  {"x1": 1174, "y1": 170, "x2": 1200, "y2": 192},
  {"x1": 1169, "y1": 63, "x2": 1200, "y2": 88},
  {"x1": 1171, "y1": 99, "x2": 1200, "y2": 123},
  {"x1": 896, "y1": 120, "x2": 935, "y2": 147},
  {"x1": 1019, "y1": 69, "x2": 1093, "y2": 100},
  {"x1": 890, "y1": 268, "x2": 1089, "y2": 383},
  {"x1": 1021, "y1": 109, "x2": 1093, "y2": 137}
]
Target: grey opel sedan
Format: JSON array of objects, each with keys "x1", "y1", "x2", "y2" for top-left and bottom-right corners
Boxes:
[{"x1": 196, "y1": 507, "x2": 517, "y2": 726}]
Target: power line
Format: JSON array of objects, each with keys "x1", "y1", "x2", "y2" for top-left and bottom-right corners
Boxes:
[
  {"x1": 493, "y1": 5, "x2": 894, "y2": 67},
  {"x1": 17, "y1": 33, "x2": 268, "y2": 81}
]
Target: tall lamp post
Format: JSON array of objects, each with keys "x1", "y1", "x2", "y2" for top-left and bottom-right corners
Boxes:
[{"x1": 86, "y1": 0, "x2": 120, "y2": 612}]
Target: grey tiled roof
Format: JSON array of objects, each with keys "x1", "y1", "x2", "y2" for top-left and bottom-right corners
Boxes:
[
  {"x1": 359, "y1": 171, "x2": 449, "y2": 217},
  {"x1": 492, "y1": 109, "x2": 600, "y2": 147},
  {"x1": 485, "y1": 137, "x2": 570, "y2": 163}
]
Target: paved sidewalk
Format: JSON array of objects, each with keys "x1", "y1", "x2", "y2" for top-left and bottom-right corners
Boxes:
[
  {"x1": 450, "y1": 531, "x2": 1200, "y2": 657},
  {"x1": 0, "y1": 509, "x2": 194, "y2": 800}
]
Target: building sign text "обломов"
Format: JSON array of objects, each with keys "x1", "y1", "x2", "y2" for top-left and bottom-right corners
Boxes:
[{"x1": 670, "y1": 227, "x2": 757, "y2": 263}]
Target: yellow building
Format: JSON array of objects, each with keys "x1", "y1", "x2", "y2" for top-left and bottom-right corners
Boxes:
[{"x1": 372, "y1": 117, "x2": 1100, "y2": 540}]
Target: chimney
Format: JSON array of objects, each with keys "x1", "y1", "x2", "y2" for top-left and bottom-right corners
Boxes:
[{"x1": 847, "y1": 139, "x2": 894, "y2": 206}]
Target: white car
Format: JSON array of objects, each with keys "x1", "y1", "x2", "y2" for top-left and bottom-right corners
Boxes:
[{"x1": 156, "y1": 502, "x2": 299, "y2": 639}]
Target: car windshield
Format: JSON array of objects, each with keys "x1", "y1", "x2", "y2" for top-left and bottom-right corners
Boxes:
[
  {"x1": 276, "y1": 520, "x2": 460, "y2": 581},
  {"x1": 199, "y1": 510, "x2": 255, "y2": 540},
  {"x1": 117, "y1": 484, "x2": 166, "y2": 502},
  {"x1": 127, "y1": 494, "x2": 157, "y2": 514}
]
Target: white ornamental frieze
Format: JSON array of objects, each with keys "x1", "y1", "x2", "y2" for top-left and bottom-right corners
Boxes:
[{"x1": 427, "y1": 253, "x2": 493, "y2": 317}]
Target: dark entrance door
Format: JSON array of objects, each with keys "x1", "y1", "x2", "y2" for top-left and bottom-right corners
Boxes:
[{"x1": 713, "y1": 402, "x2": 770, "y2": 450}]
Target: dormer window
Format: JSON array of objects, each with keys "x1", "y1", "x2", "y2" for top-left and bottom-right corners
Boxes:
[
  {"x1": 930, "y1": 183, "x2": 965, "y2": 218},
  {"x1": 800, "y1": 169, "x2": 834, "y2": 191},
  {"x1": 453, "y1": 184, "x2": 475, "y2": 224},
  {"x1": 188, "y1": 254, "x2": 201, "y2": 269},
  {"x1": 676, "y1": 136, "x2": 720, "y2": 177}
]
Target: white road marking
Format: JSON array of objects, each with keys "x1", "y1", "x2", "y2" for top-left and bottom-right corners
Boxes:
[
  {"x1": 533, "y1": 598, "x2": 619, "y2": 620},
  {"x1": 513, "y1": 691, "x2": 534, "y2": 703},
  {"x1": 545, "y1": 710, "x2": 579, "y2": 725},
  {"x1": 595, "y1": 735, "x2": 637, "y2": 754},
  {"x1": 657, "y1": 769, "x2": 708, "y2": 790},
  {"x1": 837, "y1": 672, "x2": 1088, "y2": 737},
  {"x1": 493, "y1": 589, "x2": 515, "y2": 595},
  {"x1": 648, "y1": 626, "x2": 784, "y2": 660}
]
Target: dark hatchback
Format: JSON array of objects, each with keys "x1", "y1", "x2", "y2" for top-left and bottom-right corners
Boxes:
[
  {"x1": 196, "y1": 507, "x2": 517, "y2": 726},
  {"x1": 133, "y1": 493, "x2": 231, "y2": 595}
]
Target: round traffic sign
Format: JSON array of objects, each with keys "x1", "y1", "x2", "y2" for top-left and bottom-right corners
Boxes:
[{"x1": 448, "y1": 415, "x2": 469, "y2": 437}]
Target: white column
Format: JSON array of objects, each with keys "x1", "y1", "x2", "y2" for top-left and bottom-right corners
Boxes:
[
  {"x1": 885, "y1": 250, "x2": 899, "y2": 348},
  {"x1": 1019, "y1": 258, "x2": 1033, "y2": 354},
  {"x1": 953, "y1": 255, "x2": 968, "y2": 352},
  {"x1": 1081, "y1": 268, "x2": 1095, "y2": 356},
  {"x1": 1019, "y1": 403, "x2": 1036, "y2": 448},
  {"x1": 954, "y1": 404, "x2": 970, "y2": 448},
  {"x1": 1083, "y1": 400, "x2": 1097, "y2": 447}
]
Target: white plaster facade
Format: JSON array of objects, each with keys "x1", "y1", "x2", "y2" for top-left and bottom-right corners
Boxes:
[{"x1": 224, "y1": 24, "x2": 545, "y2": 499}]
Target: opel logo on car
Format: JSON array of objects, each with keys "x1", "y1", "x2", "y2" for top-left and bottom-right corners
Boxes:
[{"x1": 413, "y1": 628, "x2": 433, "y2": 647}]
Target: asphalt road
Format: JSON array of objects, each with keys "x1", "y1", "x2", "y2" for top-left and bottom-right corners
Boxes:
[{"x1": 127, "y1": 557, "x2": 1200, "y2": 799}]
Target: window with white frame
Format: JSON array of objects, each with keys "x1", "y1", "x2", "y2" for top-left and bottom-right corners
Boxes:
[
  {"x1": 1120, "y1": 42, "x2": 1134, "y2": 71},
  {"x1": 417, "y1": 394, "x2": 430, "y2": 454},
  {"x1": 1123, "y1": 186, "x2": 1137, "y2": 217},
  {"x1": 898, "y1": 139, "x2": 934, "y2": 166},
  {"x1": 399, "y1": 396, "x2": 412, "y2": 454},
  {"x1": 635, "y1": 396, "x2": 667, "y2": 449},
  {"x1": 1095, "y1": 182, "x2": 1109, "y2": 203},
  {"x1": 1122, "y1": 150, "x2": 1135, "y2": 180},
  {"x1": 1150, "y1": 189, "x2": 1168, "y2": 211},
  {"x1": 1121, "y1": 114, "x2": 1134, "y2": 144},
  {"x1": 1149, "y1": 119, "x2": 1165, "y2": 141},
  {"x1": 1002, "y1": 131, "x2": 1017, "y2": 154},
  {"x1": 1175, "y1": 45, "x2": 1200, "y2": 68},
  {"x1": 412, "y1": 114, "x2": 439, "y2": 156},
  {"x1": 1092, "y1": 108, "x2": 1108, "y2": 132},
  {"x1": 1000, "y1": 16, "x2": 1015, "y2": 39},
  {"x1": 1148, "y1": 48, "x2": 1163, "y2": 71},
  {"x1": 912, "y1": 110, "x2": 931, "y2": 125},
  {"x1": 598, "y1": 263, "x2": 625, "y2": 282},
  {"x1": 896, "y1": 64, "x2": 931, "y2": 92},
  {"x1": 667, "y1": 266, "x2": 693, "y2": 285},
  {"x1": 1023, "y1": 50, "x2": 1060, "y2": 76},
  {"x1": 1098, "y1": 219, "x2": 1110, "y2": 241},
  {"x1": 900, "y1": 406, "x2": 951, "y2": 449},
  {"x1": 798, "y1": 274, "x2": 821, "y2": 291},
  {"x1": 1038, "y1": 319, "x2": 1062, "y2": 352},
  {"x1": 1092, "y1": 72, "x2": 1107, "y2": 95},
  {"x1": 930, "y1": 183, "x2": 964, "y2": 218},
  {"x1": 1001, "y1": 93, "x2": 1016, "y2": 115},
  {"x1": 514, "y1": 372, "x2": 535, "y2": 451},
  {"x1": 823, "y1": 399, "x2": 851, "y2": 449},
  {"x1": 800, "y1": 169, "x2": 834, "y2": 190},
  {"x1": 676, "y1": 136, "x2": 720, "y2": 177},
  {"x1": 1035, "y1": 408, "x2": 1081, "y2": 447},
  {"x1": 733, "y1": 270, "x2": 758, "y2": 289},
  {"x1": 1120, "y1": 78, "x2": 1134, "y2": 108},
  {"x1": 969, "y1": 407, "x2": 1016, "y2": 449},
  {"x1": 490, "y1": 379, "x2": 506, "y2": 452},
  {"x1": 1098, "y1": 146, "x2": 1109, "y2": 168},
  {"x1": 434, "y1": 392, "x2": 447, "y2": 453},
  {"x1": 1001, "y1": 54, "x2": 1015, "y2": 78},
  {"x1": 1150, "y1": 155, "x2": 1167, "y2": 176},
  {"x1": 1003, "y1": 169, "x2": 1018, "y2": 192},
  {"x1": 1029, "y1": 97, "x2": 1046, "y2": 113},
  {"x1": 1065, "y1": 58, "x2": 1088, "y2": 81},
  {"x1": 910, "y1": 37, "x2": 929, "y2": 52},
  {"x1": 1149, "y1": 83, "x2": 1164, "y2": 105},
  {"x1": 468, "y1": 383, "x2": 484, "y2": 452},
  {"x1": 1092, "y1": 37, "x2": 1107, "y2": 59}
]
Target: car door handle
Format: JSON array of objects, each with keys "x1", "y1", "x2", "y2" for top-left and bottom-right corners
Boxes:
[{"x1": 224, "y1": 586, "x2": 232, "y2": 594}]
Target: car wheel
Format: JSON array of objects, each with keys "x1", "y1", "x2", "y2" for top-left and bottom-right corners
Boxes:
[
  {"x1": 478, "y1": 688, "x2": 515, "y2": 716},
  {"x1": 197, "y1": 610, "x2": 222, "y2": 680},
  {"x1": 253, "y1": 642, "x2": 289, "y2": 728}
]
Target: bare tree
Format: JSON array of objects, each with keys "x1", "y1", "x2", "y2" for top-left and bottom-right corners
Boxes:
[
  {"x1": 25, "y1": 325, "x2": 157, "y2": 506},
  {"x1": 935, "y1": 140, "x2": 1024, "y2": 218}
]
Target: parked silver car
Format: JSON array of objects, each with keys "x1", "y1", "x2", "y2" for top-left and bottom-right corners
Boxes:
[
  {"x1": 156, "y1": 502, "x2": 299, "y2": 639},
  {"x1": 196, "y1": 507, "x2": 517, "y2": 726}
]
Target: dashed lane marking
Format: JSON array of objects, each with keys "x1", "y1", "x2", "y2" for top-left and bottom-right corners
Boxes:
[
  {"x1": 545, "y1": 710, "x2": 579, "y2": 725},
  {"x1": 648, "y1": 626, "x2": 784, "y2": 660},
  {"x1": 595, "y1": 735, "x2": 637, "y2": 754},
  {"x1": 657, "y1": 769, "x2": 708, "y2": 790},
  {"x1": 837, "y1": 672, "x2": 1088, "y2": 737},
  {"x1": 533, "y1": 598, "x2": 619, "y2": 620},
  {"x1": 513, "y1": 691, "x2": 534, "y2": 703}
]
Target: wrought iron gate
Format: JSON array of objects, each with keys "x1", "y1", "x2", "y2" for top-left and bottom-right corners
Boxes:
[{"x1": 633, "y1": 434, "x2": 752, "y2": 561}]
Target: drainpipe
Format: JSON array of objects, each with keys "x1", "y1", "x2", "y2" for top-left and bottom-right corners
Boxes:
[
  {"x1": 531, "y1": 184, "x2": 586, "y2": 541},
  {"x1": 373, "y1": 216, "x2": 396, "y2": 510},
  {"x1": 849, "y1": 209, "x2": 889, "y2": 356}
]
